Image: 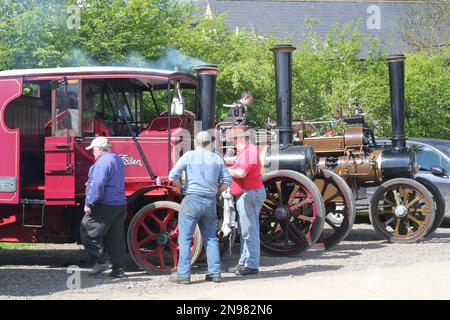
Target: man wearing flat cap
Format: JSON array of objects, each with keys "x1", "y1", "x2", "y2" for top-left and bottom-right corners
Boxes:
[{"x1": 80, "y1": 136, "x2": 128, "y2": 278}]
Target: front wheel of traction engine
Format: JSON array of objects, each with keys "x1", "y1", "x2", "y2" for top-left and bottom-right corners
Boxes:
[
  {"x1": 260, "y1": 170, "x2": 325, "y2": 255},
  {"x1": 369, "y1": 178, "x2": 435, "y2": 243},
  {"x1": 127, "y1": 201, "x2": 203, "y2": 273}
]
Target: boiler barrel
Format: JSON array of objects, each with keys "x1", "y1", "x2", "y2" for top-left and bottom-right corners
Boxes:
[{"x1": 264, "y1": 145, "x2": 317, "y2": 178}]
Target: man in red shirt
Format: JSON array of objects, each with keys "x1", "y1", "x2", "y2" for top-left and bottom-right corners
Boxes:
[{"x1": 227, "y1": 125, "x2": 266, "y2": 276}]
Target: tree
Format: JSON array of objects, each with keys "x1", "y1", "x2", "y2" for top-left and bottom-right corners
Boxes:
[{"x1": 398, "y1": 1, "x2": 450, "y2": 54}]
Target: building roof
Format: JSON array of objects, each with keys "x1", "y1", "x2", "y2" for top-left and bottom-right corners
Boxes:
[{"x1": 206, "y1": 0, "x2": 430, "y2": 56}]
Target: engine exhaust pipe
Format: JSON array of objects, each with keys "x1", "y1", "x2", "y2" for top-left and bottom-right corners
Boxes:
[
  {"x1": 194, "y1": 65, "x2": 219, "y2": 131},
  {"x1": 270, "y1": 44, "x2": 296, "y2": 147},
  {"x1": 388, "y1": 54, "x2": 406, "y2": 151}
]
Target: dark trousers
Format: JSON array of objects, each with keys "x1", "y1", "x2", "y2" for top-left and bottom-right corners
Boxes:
[{"x1": 80, "y1": 204, "x2": 127, "y2": 268}]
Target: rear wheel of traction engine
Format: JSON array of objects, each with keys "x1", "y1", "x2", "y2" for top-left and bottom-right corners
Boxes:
[
  {"x1": 369, "y1": 178, "x2": 435, "y2": 243},
  {"x1": 127, "y1": 201, "x2": 203, "y2": 273},
  {"x1": 415, "y1": 177, "x2": 446, "y2": 236},
  {"x1": 313, "y1": 169, "x2": 356, "y2": 249},
  {"x1": 260, "y1": 170, "x2": 325, "y2": 255}
]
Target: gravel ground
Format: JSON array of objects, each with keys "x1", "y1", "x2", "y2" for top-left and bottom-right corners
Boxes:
[{"x1": 2, "y1": 222, "x2": 450, "y2": 300}]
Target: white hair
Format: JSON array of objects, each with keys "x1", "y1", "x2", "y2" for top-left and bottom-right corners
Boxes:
[{"x1": 195, "y1": 131, "x2": 213, "y2": 149}]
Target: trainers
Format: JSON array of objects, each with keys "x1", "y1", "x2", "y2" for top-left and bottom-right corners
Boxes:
[
  {"x1": 109, "y1": 267, "x2": 126, "y2": 278},
  {"x1": 227, "y1": 264, "x2": 244, "y2": 273},
  {"x1": 205, "y1": 274, "x2": 222, "y2": 283},
  {"x1": 169, "y1": 273, "x2": 191, "y2": 284},
  {"x1": 235, "y1": 267, "x2": 258, "y2": 276},
  {"x1": 89, "y1": 261, "x2": 112, "y2": 276}
]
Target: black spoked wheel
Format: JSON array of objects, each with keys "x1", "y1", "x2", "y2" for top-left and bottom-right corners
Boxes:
[{"x1": 260, "y1": 170, "x2": 325, "y2": 255}]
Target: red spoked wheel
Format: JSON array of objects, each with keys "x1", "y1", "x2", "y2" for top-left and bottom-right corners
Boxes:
[
  {"x1": 260, "y1": 170, "x2": 325, "y2": 255},
  {"x1": 127, "y1": 201, "x2": 203, "y2": 273}
]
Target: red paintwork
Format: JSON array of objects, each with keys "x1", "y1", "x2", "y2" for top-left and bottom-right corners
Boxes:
[
  {"x1": 0, "y1": 78, "x2": 22, "y2": 204},
  {"x1": 0, "y1": 67, "x2": 198, "y2": 244}
]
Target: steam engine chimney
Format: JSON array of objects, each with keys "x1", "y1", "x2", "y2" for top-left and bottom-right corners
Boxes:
[
  {"x1": 388, "y1": 54, "x2": 406, "y2": 151},
  {"x1": 270, "y1": 44, "x2": 296, "y2": 147},
  {"x1": 194, "y1": 65, "x2": 219, "y2": 131}
]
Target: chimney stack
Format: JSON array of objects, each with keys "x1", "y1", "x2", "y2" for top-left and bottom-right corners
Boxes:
[
  {"x1": 270, "y1": 44, "x2": 296, "y2": 147},
  {"x1": 194, "y1": 65, "x2": 219, "y2": 131},
  {"x1": 388, "y1": 54, "x2": 407, "y2": 151}
]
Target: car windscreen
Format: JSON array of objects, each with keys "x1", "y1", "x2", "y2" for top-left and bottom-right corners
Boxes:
[{"x1": 434, "y1": 142, "x2": 450, "y2": 159}]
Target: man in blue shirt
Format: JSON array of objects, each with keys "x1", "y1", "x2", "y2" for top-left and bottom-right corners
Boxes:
[
  {"x1": 168, "y1": 131, "x2": 232, "y2": 284},
  {"x1": 80, "y1": 136, "x2": 128, "y2": 278}
]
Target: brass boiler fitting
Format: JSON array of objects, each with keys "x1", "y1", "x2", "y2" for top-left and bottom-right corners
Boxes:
[{"x1": 317, "y1": 149, "x2": 383, "y2": 186}]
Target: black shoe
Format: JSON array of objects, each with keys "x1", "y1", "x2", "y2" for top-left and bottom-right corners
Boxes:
[
  {"x1": 205, "y1": 274, "x2": 222, "y2": 283},
  {"x1": 235, "y1": 267, "x2": 258, "y2": 276},
  {"x1": 109, "y1": 267, "x2": 126, "y2": 278},
  {"x1": 227, "y1": 264, "x2": 244, "y2": 273},
  {"x1": 89, "y1": 261, "x2": 112, "y2": 276}
]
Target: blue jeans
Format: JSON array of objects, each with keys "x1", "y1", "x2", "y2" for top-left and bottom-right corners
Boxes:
[
  {"x1": 177, "y1": 194, "x2": 221, "y2": 277},
  {"x1": 236, "y1": 187, "x2": 266, "y2": 269}
]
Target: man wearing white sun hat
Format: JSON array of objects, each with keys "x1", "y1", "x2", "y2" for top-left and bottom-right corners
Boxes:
[{"x1": 80, "y1": 136, "x2": 127, "y2": 278}]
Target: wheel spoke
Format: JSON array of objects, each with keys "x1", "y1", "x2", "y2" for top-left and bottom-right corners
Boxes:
[
  {"x1": 266, "y1": 192, "x2": 280, "y2": 206},
  {"x1": 162, "y1": 209, "x2": 175, "y2": 225},
  {"x1": 406, "y1": 196, "x2": 422, "y2": 209},
  {"x1": 320, "y1": 180, "x2": 330, "y2": 196},
  {"x1": 262, "y1": 201, "x2": 276, "y2": 211},
  {"x1": 393, "y1": 218, "x2": 401, "y2": 236},
  {"x1": 287, "y1": 185, "x2": 300, "y2": 206},
  {"x1": 296, "y1": 214, "x2": 316, "y2": 223},
  {"x1": 407, "y1": 214, "x2": 421, "y2": 225},
  {"x1": 393, "y1": 190, "x2": 402, "y2": 206},
  {"x1": 401, "y1": 187, "x2": 409, "y2": 205},
  {"x1": 141, "y1": 246, "x2": 161, "y2": 260},
  {"x1": 169, "y1": 225, "x2": 179, "y2": 238},
  {"x1": 138, "y1": 234, "x2": 156, "y2": 247},
  {"x1": 384, "y1": 216, "x2": 396, "y2": 226},
  {"x1": 275, "y1": 181, "x2": 283, "y2": 204},
  {"x1": 282, "y1": 221, "x2": 290, "y2": 245},
  {"x1": 140, "y1": 222, "x2": 156, "y2": 237},
  {"x1": 169, "y1": 240, "x2": 178, "y2": 267},
  {"x1": 289, "y1": 197, "x2": 311, "y2": 211},
  {"x1": 147, "y1": 211, "x2": 164, "y2": 230},
  {"x1": 159, "y1": 250, "x2": 166, "y2": 270},
  {"x1": 383, "y1": 198, "x2": 396, "y2": 207},
  {"x1": 287, "y1": 220, "x2": 308, "y2": 242}
]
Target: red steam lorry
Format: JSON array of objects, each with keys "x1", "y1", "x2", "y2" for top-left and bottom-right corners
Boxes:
[{"x1": 0, "y1": 66, "x2": 220, "y2": 272}]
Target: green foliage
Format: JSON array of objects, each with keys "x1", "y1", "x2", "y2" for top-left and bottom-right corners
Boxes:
[
  {"x1": 404, "y1": 51, "x2": 450, "y2": 138},
  {"x1": 0, "y1": 3, "x2": 447, "y2": 138}
]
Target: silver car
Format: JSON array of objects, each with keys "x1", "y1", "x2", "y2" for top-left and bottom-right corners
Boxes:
[
  {"x1": 357, "y1": 138, "x2": 450, "y2": 222},
  {"x1": 407, "y1": 138, "x2": 450, "y2": 218}
]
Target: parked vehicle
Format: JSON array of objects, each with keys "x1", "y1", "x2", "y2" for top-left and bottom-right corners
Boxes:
[
  {"x1": 290, "y1": 55, "x2": 437, "y2": 243},
  {"x1": 357, "y1": 138, "x2": 450, "y2": 234},
  {"x1": 0, "y1": 66, "x2": 211, "y2": 273}
]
